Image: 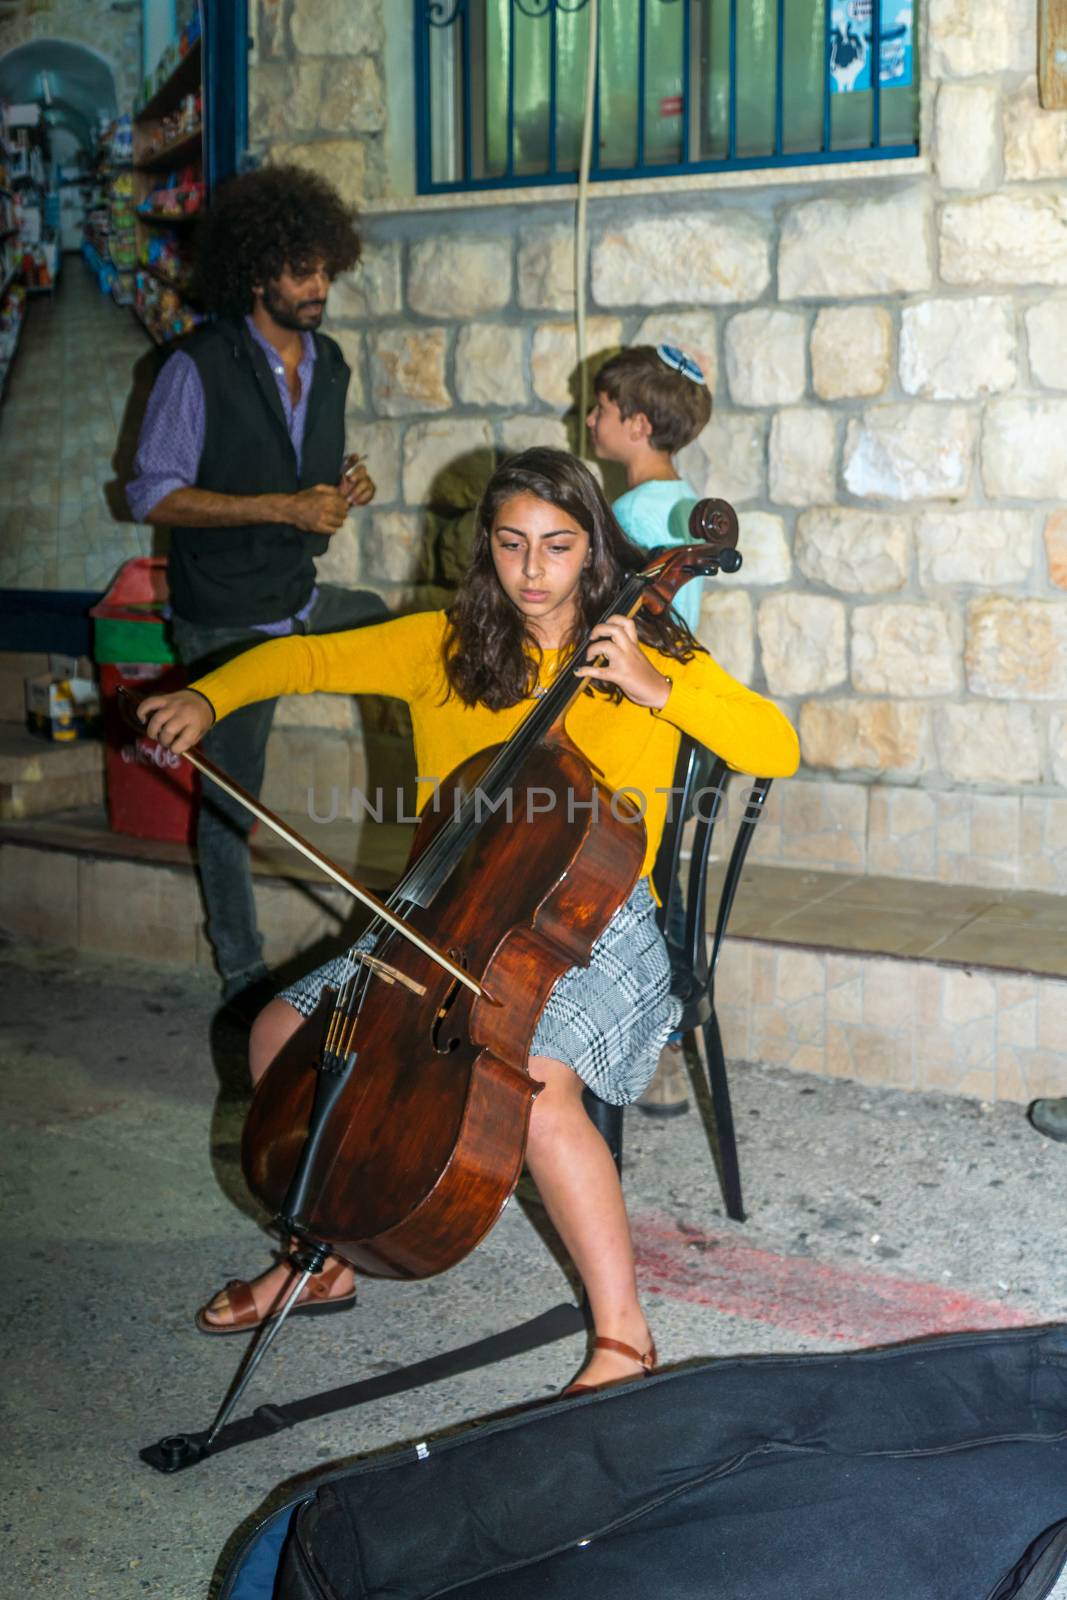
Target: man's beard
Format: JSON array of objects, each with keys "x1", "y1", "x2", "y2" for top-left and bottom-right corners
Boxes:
[{"x1": 263, "y1": 282, "x2": 325, "y2": 330}]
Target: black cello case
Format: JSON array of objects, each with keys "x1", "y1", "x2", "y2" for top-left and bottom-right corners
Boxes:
[{"x1": 220, "y1": 1324, "x2": 1067, "y2": 1600}]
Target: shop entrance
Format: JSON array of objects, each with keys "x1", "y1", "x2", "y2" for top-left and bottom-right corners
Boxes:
[
  {"x1": 0, "y1": 3, "x2": 247, "y2": 602},
  {"x1": 0, "y1": 36, "x2": 148, "y2": 596}
]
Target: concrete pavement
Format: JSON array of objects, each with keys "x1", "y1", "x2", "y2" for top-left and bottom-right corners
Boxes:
[{"x1": 1, "y1": 935, "x2": 1065, "y2": 1598}]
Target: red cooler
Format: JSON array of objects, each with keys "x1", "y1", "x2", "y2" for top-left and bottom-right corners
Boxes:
[{"x1": 91, "y1": 557, "x2": 200, "y2": 843}]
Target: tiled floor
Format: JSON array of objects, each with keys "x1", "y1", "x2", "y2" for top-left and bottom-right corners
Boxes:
[{"x1": 0, "y1": 261, "x2": 155, "y2": 591}]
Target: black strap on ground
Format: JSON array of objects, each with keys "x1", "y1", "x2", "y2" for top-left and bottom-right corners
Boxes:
[{"x1": 141, "y1": 1300, "x2": 587, "y2": 1472}]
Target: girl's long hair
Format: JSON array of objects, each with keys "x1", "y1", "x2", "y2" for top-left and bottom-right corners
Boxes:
[{"x1": 444, "y1": 448, "x2": 700, "y2": 710}]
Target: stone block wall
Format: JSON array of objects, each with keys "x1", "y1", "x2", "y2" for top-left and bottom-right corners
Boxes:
[
  {"x1": 252, "y1": 2, "x2": 1067, "y2": 874},
  {"x1": 714, "y1": 938, "x2": 1067, "y2": 1106}
]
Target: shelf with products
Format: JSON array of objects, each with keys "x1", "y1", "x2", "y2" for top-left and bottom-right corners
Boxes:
[
  {"x1": 138, "y1": 209, "x2": 198, "y2": 224},
  {"x1": 134, "y1": 34, "x2": 202, "y2": 171},
  {"x1": 136, "y1": 207, "x2": 196, "y2": 298},
  {"x1": 132, "y1": 266, "x2": 203, "y2": 346},
  {"x1": 138, "y1": 257, "x2": 193, "y2": 294},
  {"x1": 137, "y1": 127, "x2": 203, "y2": 173},
  {"x1": 82, "y1": 118, "x2": 136, "y2": 297},
  {"x1": 1, "y1": 110, "x2": 57, "y2": 296},
  {"x1": 136, "y1": 28, "x2": 202, "y2": 123},
  {"x1": 108, "y1": 113, "x2": 134, "y2": 168},
  {"x1": 129, "y1": 299, "x2": 163, "y2": 347},
  {"x1": 111, "y1": 272, "x2": 134, "y2": 309},
  {"x1": 109, "y1": 174, "x2": 137, "y2": 275},
  {"x1": 3, "y1": 138, "x2": 47, "y2": 190},
  {"x1": 0, "y1": 173, "x2": 15, "y2": 239},
  {"x1": 135, "y1": 162, "x2": 205, "y2": 226},
  {"x1": 132, "y1": 28, "x2": 204, "y2": 349},
  {"x1": 0, "y1": 242, "x2": 19, "y2": 305},
  {"x1": 0, "y1": 277, "x2": 28, "y2": 403}
]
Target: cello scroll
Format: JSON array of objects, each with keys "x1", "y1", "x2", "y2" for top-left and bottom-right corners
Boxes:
[{"x1": 636, "y1": 496, "x2": 742, "y2": 616}]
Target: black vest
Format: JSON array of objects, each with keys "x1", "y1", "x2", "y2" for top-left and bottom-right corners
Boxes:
[{"x1": 167, "y1": 318, "x2": 350, "y2": 627}]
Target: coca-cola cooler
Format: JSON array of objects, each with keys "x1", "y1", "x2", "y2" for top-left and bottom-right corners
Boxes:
[{"x1": 91, "y1": 557, "x2": 199, "y2": 843}]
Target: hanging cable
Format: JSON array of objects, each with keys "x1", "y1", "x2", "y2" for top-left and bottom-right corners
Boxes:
[{"x1": 574, "y1": 0, "x2": 599, "y2": 455}]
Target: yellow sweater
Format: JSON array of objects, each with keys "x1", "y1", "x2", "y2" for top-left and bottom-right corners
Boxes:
[{"x1": 193, "y1": 611, "x2": 799, "y2": 880}]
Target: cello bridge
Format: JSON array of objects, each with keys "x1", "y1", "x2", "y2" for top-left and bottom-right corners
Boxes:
[{"x1": 355, "y1": 951, "x2": 427, "y2": 997}]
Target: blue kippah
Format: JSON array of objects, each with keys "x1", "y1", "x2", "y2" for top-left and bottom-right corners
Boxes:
[{"x1": 656, "y1": 343, "x2": 707, "y2": 385}]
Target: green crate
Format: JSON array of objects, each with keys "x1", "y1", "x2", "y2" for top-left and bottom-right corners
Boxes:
[{"x1": 94, "y1": 616, "x2": 176, "y2": 666}]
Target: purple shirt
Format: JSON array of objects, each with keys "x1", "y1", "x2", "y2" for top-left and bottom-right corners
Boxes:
[{"x1": 126, "y1": 317, "x2": 317, "y2": 524}]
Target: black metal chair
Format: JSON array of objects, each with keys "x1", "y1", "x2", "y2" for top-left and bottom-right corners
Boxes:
[{"x1": 584, "y1": 739, "x2": 774, "y2": 1223}]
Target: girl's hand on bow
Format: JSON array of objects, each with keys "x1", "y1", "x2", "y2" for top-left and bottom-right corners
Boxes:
[
  {"x1": 572, "y1": 614, "x2": 671, "y2": 709},
  {"x1": 137, "y1": 689, "x2": 216, "y2": 755}
]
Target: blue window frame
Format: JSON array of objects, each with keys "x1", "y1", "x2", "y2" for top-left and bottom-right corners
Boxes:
[
  {"x1": 415, "y1": 0, "x2": 919, "y2": 194},
  {"x1": 203, "y1": 0, "x2": 249, "y2": 189}
]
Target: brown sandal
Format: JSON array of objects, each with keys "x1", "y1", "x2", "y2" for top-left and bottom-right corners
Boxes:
[
  {"x1": 564, "y1": 1335, "x2": 658, "y2": 1397},
  {"x1": 195, "y1": 1258, "x2": 356, "y2": 1336}
]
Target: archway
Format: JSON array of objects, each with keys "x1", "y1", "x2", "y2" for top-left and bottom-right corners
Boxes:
[{"x1": 0, "y1": 37, "x2": 117, "y2": 157}]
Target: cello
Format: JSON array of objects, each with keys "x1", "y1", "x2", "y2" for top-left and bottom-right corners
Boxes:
[{"x1": 139, "y1": 498, "x2": 741, "y2": 1468}]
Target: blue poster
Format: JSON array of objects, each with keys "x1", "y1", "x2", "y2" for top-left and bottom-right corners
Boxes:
[{"x1": 829, "y1": 0, "x2": 913, "y2": 93}]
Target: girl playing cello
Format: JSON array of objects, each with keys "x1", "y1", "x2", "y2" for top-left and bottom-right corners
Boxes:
[{"x1": 141, "y1": 448, "x2": 799, "y2": 1392}]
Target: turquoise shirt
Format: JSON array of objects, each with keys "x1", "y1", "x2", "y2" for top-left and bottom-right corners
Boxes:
[{"x1": 611, "y1": 478, "x2": 702, "y2": 633}]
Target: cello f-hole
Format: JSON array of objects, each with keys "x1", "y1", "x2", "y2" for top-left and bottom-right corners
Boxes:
[{"x1": 432, "y1": 955, "x2": 467, "y2": 1054}]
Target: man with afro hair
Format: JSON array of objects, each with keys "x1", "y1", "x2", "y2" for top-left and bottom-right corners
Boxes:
[{"x1": 127, "y1": 164, "x2": 385, "y2": 1018}]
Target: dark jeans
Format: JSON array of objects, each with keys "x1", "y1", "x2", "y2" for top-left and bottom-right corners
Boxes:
[{"x1": 171, "y1": 582, "x2": 387, "y2": 994}]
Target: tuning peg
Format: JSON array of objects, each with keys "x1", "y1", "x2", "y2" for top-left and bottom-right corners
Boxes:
[{"x1": 689, "y1": 497, "x2": 739, "y2": 544}]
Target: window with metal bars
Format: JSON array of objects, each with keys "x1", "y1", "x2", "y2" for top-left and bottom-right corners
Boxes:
[{"x1": 415, "y1": 0, "x2": 919, "y2": 194}]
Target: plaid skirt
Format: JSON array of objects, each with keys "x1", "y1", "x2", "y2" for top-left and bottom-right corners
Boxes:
[{"x1": 277, "y1": 878, "x2": 680, "y2": 1106}]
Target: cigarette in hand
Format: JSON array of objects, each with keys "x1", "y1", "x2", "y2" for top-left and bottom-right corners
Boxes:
[{"x1": 343, "y1": 454, "x2": 366, "y2": 480}]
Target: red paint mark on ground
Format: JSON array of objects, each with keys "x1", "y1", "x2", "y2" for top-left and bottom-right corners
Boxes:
[{"x1": 633, "y1": 1211, "x2": 1031, "y2": 1344}]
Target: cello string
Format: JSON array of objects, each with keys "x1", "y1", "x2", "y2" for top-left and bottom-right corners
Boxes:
[
  {"x1": 327, "y1": 885, "x2": 418, "y2": 1056},
  {"x1": 393, "y1": 573, "x2": 649, "y2": 903}
]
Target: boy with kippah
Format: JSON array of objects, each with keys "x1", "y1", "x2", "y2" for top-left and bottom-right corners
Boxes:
[
  {"x1": 587, "y1": 342, "x2": 713, "y2": 1114},
  {"x1": 586, "y1": 343, "x2": 712, "y2": 634}
]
